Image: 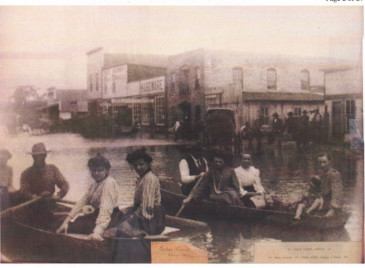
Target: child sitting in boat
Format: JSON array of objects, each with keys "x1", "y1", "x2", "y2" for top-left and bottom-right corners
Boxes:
[
  {"x1": 294, "y1": 176, "x2": 323, "y2": 220},
  {"x1": 56, "y1": 154, "x2": 121, "y2": 241}
]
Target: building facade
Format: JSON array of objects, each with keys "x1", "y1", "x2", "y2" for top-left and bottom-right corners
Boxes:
[
  {"x1": 47, "y1": 88, "x2": 88, "y2": 120},
  {"x1": 166, "y1": 48, "x2": 326, "y2": 133},
  {"x1": 322, "y1": 66, "x2": 363, "y2": 142}
]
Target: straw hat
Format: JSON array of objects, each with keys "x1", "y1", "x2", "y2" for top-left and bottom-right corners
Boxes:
[{"x1": 28, "y1": 143, "x2": 51, "y2": 155}]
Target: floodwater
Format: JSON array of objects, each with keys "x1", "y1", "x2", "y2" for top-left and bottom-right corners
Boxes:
[{"x1": 0, "y1": 131, "x2": 363, "y2": 263}]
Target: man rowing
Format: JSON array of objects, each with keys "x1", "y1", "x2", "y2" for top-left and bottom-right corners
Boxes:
[
  {"x1": 19, "y1": 143, "x2": 69, "y2": 225},
  {"x1": 179, "y1": 143, "x2": 208, "y2": 196},
  {"x1": 183, "y1": 150, "x2": 243, "y2": 206}
]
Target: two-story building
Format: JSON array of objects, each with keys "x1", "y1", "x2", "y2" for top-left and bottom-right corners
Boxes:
[
  {"x1": 166, "y1": 48, "x2": 326, "y2": 133},
  {"x1": 102, "y1": 64, "x2": 166, "y2": 129},
  {"x1": 86, "y1": 47, "x2": 168, "y2": 131},
  {"x1": 322, "y1": 66, "x2": 363, "y2": 142}
]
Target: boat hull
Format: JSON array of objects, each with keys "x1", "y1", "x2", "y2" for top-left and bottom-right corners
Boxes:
[
  {"x1": 0, "y1": 203, "x2": 167, "y2": 263},
  {"x1": 160, "y1": 189, "x2": 350, "y2": 229}
]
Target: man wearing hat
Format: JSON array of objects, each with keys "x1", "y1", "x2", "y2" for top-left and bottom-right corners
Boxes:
[
  {"x1": 179, "y1": 143, "x2": 209, "y2": 196},
  {"x1": 0, "y1": 149, "x2": 15, "y2": 211},
  {"x1": 19, "y1": 143, "x2": 69, "y2": 225},
  {"x1": 185, "y1": 150, "x2": 242, "y2": 206},
  {"x1": 268, "y1": 113, "x2": 283, "y2": 147},
  {"x1": 20, "y1": 143, "x2": 69, "y2": 200}
]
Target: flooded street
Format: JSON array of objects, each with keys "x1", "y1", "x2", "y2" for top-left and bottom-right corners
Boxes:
[{"x1": 1, "y1": 132, "x2": 363, "y2": 263}]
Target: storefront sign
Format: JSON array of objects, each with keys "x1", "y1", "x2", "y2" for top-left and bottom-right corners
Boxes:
[{"x1": 140, "y1": 77, "x2": 165, "y2": 94}]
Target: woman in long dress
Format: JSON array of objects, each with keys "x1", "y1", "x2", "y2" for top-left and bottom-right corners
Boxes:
[
  {"x1": 113, "y1": 148, "x2": 165, "y2": 237},
  {"x1": 234, "y1": 153, "x2": 266, "y2": 208}
]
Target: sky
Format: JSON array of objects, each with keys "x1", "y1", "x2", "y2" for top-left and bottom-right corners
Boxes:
[{"x1": 0, "y1": 5, "x2": 363, "y2": 99}]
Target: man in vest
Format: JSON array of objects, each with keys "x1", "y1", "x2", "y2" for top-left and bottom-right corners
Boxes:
[{"x1": 179, "y1": 143, "x2": 208, "y2": 196}]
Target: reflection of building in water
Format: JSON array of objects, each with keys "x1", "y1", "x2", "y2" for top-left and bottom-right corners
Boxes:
[{"x1": 321, "y1": 66, "x2": 363, "y2": 143}]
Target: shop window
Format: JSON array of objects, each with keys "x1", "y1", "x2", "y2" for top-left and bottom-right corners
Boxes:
[
  {"x1": 267, "y1": 68, "x2": 277, "y2": 90},
  {"x1": 133, "y1": 103, "x2": 141, "y2": 125},
  {"x1": 233, "y1": 67, "x2": 243, "y2": 90},
  {"x1": 260, "y1": 107, "x2": 269, "y2": 125},
  {"x1": 300, "y1": 70, "x2": 310, "y2": 90},
  {"x1": 346, "y1": 100, "x2": 356, "y2": 132},
  {"x1": 155, "y1": 97, "x2": 165, "y2": 125}
]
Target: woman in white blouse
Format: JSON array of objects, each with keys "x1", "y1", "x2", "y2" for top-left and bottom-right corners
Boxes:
[
  {"x1": 56, "y1": 155, "x2": 121, "y2": 241},
  {"x1": 234, "y1": 153, "x2": 266, "y2": 208}
]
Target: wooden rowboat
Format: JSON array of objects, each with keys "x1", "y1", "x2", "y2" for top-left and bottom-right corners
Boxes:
[
  {"x1": 161, "y1": 189, "x2": 350, "y2": 229},
  {"x1": 0, "y1": 202, "x2": 195, "y2": 263}
]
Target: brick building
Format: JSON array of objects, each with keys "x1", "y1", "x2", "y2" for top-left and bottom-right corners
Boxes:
[{"x1": 166, "y1": 48, "x2": 326, "y2": 133}]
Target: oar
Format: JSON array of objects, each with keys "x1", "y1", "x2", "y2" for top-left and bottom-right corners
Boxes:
[
  {"x1": 56, "y1": 199, "x2": 208, "y2": 229},
  {"x1": 175, "y1": 174, "x2": 206, "y2": 217},
  {"x1": 0, "y1": 196, "x2": 42, "y2": 219}
]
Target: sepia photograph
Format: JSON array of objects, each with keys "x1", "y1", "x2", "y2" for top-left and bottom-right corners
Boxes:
[{"x1": 0, "y1": 2, "x2": 363, "y2": 263}]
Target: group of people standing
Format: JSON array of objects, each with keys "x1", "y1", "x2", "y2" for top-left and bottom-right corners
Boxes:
[
  {"x1": 1, "y1": 143, "x2": 165, "y2": 241},
  {"x1": 242, "y1": 109, "x2": 327, "y2": 151},
  {"x1": 269, "y1": 109, "x2": 327, "y2": 149},
  {"x1": 178, "y1": 144, "x2": 343, "y2": 220}
]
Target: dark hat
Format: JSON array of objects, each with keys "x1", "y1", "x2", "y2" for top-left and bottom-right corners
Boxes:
[
  {"x1": 302, "y1": 110, "x2": 308, "y2": 114},
  {"x1": 287, "y1": 112, "x2": 293, "y2": 116},
  {"x1": 88, "y1": 154, "x2": 111, "y2": 170},
  {"x1": 273, "y1": 113, "x2": 279, "y2": 117},
  {"x1": 0, "y1": 149, "x2": 12, "y2": 159},
  {"x1": 28, "y1": 143, "x2": 51, "y2": 155},
  {"x1": 126, "y1": 148, "x2": 152, "y2": 164}
]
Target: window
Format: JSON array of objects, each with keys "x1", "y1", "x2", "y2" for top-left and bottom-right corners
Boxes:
[
  {"x1": 267, "y1": 68, "x2": 277, "y2": 90},
  {"x1": 171, "y1": 74, "x2": 176, "y2": 92},
  {"x1": 112, "y1": 81, "x2": 116, "y2": 93},
  {"x1": 293, "y1": 107, "x2": 302, "y2": 117},
  {"x1": 89, "y1": 74, "x2": 93, "y2": 91},
  {"x1": 179, "y1": 67, "x2": 190, "y2": 95},
  {"x1": 155, "y1": 97, "x2": 165, "y2": 125},
  {"x1": 195, "y1": 67, "x2": 201, "y2": 89},
  {"x1": 95, "y1": 73, "x2": 99, "y2": 91},
  {"x1": 133, "y1": 103, "x2": 141, "y2": 125},
  {"x1": 233, "y1": 67, "x2": 243, "y2": 90},
  {"x1": 300, "y1": 70, "x2": 310, "y2": 90},
  {"x1": 260, "y1": 107, "x2": 269, "y2": 125},
  {"x1": 346, "y1": 100, "x2": 356, "y2": 132},
  {"x1": 205, "y1": 95, "x2": 218, "y2": 107}
]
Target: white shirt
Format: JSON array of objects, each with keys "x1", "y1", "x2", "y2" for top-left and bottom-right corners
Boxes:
[
  {"x1": 179, "y1": 155, "x2": 209, "y2": 184},
  {"x1": 68, "y1": 176, "x2": 122, "y2": 235},
  {"x1": 234, "y1": 166, "x2": 265, "y2": 196}
]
